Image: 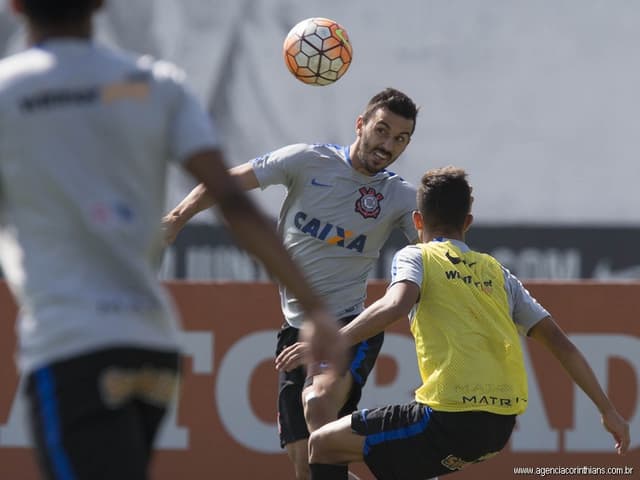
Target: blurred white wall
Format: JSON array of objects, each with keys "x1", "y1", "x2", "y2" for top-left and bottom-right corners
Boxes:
[{"x1": 2, "y1": 0, "x2": 639, "y2": 225}]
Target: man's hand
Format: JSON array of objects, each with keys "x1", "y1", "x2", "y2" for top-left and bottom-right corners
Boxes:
[
  {"x1": 275, "y1": 341, "x2": 309, "y2": 372},
  {"x1": 601, "y1": 408, "x2": 630, "y2": 455},
  {"x1": 299, "y1": 309, "x2": 347, "y2": 379}
]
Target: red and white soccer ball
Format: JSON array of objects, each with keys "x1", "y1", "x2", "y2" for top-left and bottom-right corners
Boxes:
[{"x1": 283, "y1": 17, "x2": 353, "y2": 86}]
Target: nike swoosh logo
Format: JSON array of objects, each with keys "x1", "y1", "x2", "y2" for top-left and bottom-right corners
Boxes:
[
  {"x1": 311, "y1": 178, "x2": 332, "y2": 187},
  {"x1": 445, "y1": 251, "x2": 462, "y2": 265}
]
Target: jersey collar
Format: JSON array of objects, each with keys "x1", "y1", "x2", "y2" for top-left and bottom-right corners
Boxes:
[{"x1": 431, "y1": 237, "x2": 471, "y2": 252}]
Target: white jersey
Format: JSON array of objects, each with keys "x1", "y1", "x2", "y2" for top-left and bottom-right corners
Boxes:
[
  {"x1": 252, "y1": 143, "x2": 418, "y2": 327},
  {"x1": 0, "y1": 39, "x2": 219, "y2": 373}
]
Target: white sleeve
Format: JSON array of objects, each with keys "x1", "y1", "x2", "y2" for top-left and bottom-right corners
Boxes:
[
  {"x1": 389, "y1": 245, "x2": 423, "y2": 289},
  {"x1": 503, "y1": 266, "x2": 551, "y2": 336},
  {"x1": 250, "y1": 143, "x2": 309, "y2": 189}
]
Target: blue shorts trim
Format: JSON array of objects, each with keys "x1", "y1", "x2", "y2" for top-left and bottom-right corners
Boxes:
[
  {"x1": 363, "y1": 406, "x2": 432, "y2": 456},
  {"x1": 34, "y1": 367, "x2": 76, "y2": 480},
  {"x1": 350, "y1": 340, "x2": 369, "y2": 384}
]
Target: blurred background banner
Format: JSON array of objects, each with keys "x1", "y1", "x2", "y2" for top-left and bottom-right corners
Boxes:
[
  {"x1": 1, "y1": 282, "x2": 638, "y2": 479},
  {"x1": 162, "y1": 224, "x2": 640, "y2": 281},
  {"x1": 1, "y1": 0, "x2": 639, "y2": 280}
]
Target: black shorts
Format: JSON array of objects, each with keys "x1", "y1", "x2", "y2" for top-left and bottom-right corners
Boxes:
[
  {"x1": 24, "y1": 347, "x2": 180, "y2": 480},
  {"x1": 351, "y1": 401, "x2": 516, "y2": 479},
  {"x1": 276, "y1": 316, "x2": 384, "y2": 448}
]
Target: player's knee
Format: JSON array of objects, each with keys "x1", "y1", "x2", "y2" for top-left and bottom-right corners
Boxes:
[{"x1": 303, "y1": 389, "x2": 334, "y2": 432}]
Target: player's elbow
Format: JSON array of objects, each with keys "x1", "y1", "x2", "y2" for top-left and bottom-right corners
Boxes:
[
  {"x1": 384, "y1": 300, "x2": 411, "y2": 321},
  {"x1": 381, "y1": 288, "x2": 417, "y2": 320}
]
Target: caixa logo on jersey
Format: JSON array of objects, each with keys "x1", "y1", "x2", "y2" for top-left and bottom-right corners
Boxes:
[
  {"x1": 355, "y1": 186, "x2": 384, "y2": 219},
  {"x1": 293, "y1": 211, "x2": 367, "y2": 253}
]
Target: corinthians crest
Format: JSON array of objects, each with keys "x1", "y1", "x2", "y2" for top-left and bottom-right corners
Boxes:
[{"x1": 355, "y1": 186, "x2": 384, "y2": 219}]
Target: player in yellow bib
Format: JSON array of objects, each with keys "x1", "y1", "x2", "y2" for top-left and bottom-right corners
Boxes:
[
  {"x1": 411, "y1": 239, "x2": 528, "y2": 414},
  {"x1": 301, "y1": 167, "x2": 630, "y2": 479}
]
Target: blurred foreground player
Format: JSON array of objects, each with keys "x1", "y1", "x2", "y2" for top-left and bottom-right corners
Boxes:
[{"x1": 0, "y1": 1, "x2": 345, "y2": 479}]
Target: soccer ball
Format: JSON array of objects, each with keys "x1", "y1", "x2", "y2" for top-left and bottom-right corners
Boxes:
[{"x1": 283, "y1": 17, "x2": 353, "y2": 86}]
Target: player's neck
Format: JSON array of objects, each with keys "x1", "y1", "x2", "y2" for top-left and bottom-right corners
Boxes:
[
  {"x1": 349, "y1": 144, "x2": 364, "y2": 175},
  {"x1": 425, "y1": 230, "x2": 465, "y2": 243},
  {"x1": 28, "y1": 20, "x2": 92, "y2": 45}
]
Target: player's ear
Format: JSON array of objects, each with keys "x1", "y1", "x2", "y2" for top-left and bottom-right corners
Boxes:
[
  {"x1": 355, "y1": 115, "x2": 364, "y2": 136},
  {"x1": 412, "y1": 210, "x2": 424, "y2": 231},
  {"x1": 463, "y1": 213, "x2": 473, "y2": 232}
]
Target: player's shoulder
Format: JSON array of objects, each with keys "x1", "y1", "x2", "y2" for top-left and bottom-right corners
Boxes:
[
  {"x1": 471, "y1": 247, "x2": 501, "y2": 264},
  {"x1": 379, "y1": 168, "x2": 416, "y2": 190},
  {"x1": 396, "y1": 244, "x2": 423, "y2": 260},
  {"x1": 377, "y1": 169, "x2": 417, "y2": 208},
  {"x1": 0, "y1": 47, "x2": 38, "y2": 69},
  {"x1": 68, "y1": 44, "x2": 180, "y2": 83},
  {"x1": 0, "y1": 48, "x2": 49, "y2": 89},
  {"x1": 468, "y1": 248, "x2": 508, "y2": 276},
  {"x1": 309, "y1": 142, "x2": 348, "y2": 160},
  {"x1": 134, "y1": 55, "x2": 187, "y2": 85},
  {"x1": 273, "y1": 142, "x2": 346, "y2": 162},
  {"x1": 386, "y1": 170, "x2": 415, "y2": 186},
  {"x1": 276, "y1": 142, "x2": 314, "y2": 155}
]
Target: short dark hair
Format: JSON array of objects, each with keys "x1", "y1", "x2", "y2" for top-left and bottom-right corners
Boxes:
[
  {"x1": 21, "y1": 0, "x2": 97, "y2": 26},
  {"x1": 362, "y1": 87, "x2": 419, "y2": 134},
  {"x1": 417, "y1": 166, "x2": 472, "y2": 231}
]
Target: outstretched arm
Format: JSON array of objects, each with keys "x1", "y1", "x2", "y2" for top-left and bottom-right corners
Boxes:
[
  {"x1": 185, "y1": 149, "x2": 346, "y2": 373},
  {"x1": 528, "y1": 316, "x2": 630, "y2": 455},
  {"x1": 340, "y1": 281, "x2": 420, "y2": 345},
  {"x1": 162, "y1": 159, "x2": 259, "y2": 244}
]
